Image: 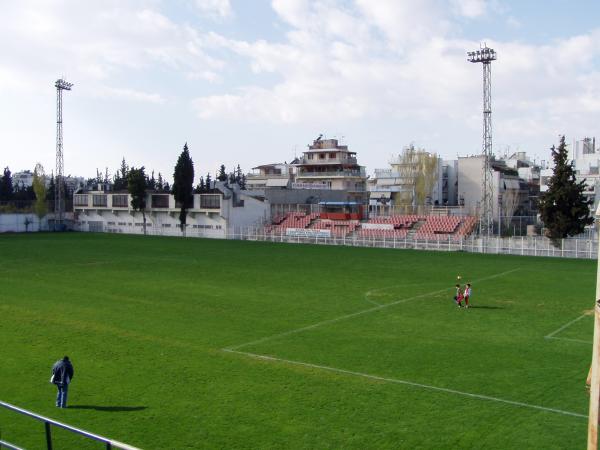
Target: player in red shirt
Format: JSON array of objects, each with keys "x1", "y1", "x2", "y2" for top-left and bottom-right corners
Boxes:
[
  {"x1": 463, "y1": 283, "x2": 472, "y2": 308},
  {"x1": 454, "y1": 284, "x2": 464, "y2": 307}
]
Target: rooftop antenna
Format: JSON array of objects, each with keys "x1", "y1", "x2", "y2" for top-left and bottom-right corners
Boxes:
[
  {"x1": 54, "y1": 78, "x2": 73, "y2": 230},
  {"x1": 467, "y1": 43, "x2": 497, "y2": 241}
]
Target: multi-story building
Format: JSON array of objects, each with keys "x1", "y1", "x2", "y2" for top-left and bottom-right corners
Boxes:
[
  {"x1": 503, "y1": 151, "x2": 540, "y2": 215},
  {"x1": 570, "y1": 137, "x2": 600, "y2": 210},
  {"x1": 73, "y1": 182, "x2": 269, "y2": 237},
  {"x1": 246, "y1": 163, "x2": 294, "y2": 191},
  {"x1": 458, "y1": 155, "x2": 527, "y2": 222},
  {"x1": 294, "y1": 137, "x2": 367, "y2": 203},
  {"x1": 12, "y1": 170, "x2": 35, "y2": 188},
  {"x1": 368, "y1": 149, "x2": 452, "y2": 210}
]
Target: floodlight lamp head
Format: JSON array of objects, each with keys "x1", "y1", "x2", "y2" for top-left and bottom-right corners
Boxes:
[
  {"x1": 467, "y1": 46, "x2": 497, "y2": 63},
  {"x1": 55, "y1": 79, "x2": 73, "y2": 90}
]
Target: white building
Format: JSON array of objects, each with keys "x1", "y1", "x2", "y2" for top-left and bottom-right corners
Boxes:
[
  {"x1": 294, "y1": 137, "x2": 367, "y2": 203},
  {"x1": 368, "y1": 150, "x2": 451, "y2": 208},
  {"x1": 12, "y1": 170, "x2": 35, "y2": 188},
  {"x1": 73, "y1": 182, "x2": 269, "y2": 237},
  {"x1": 246, "y1": 163, "x2": 294, "y2": 191},
  {"x1": 570, "y1": 137, "x2": 600, "y2": 209},
  {"x1": 457, "y1": 155, "x2": 525, "y2": 221}
]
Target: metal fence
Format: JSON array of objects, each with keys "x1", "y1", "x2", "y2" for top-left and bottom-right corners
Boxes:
[
  {"x1": 229, "y1": 229, "x2": 598, "y2": 259},
  {"x1": 0, "y1": 400, "x2": 140, "y2": 450},
  {"x1": 73, "y1": 222, "x2": 599, "y2": 260}
]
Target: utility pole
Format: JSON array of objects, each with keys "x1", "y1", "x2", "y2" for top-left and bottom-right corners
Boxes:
[
  {"x1": 55, "y1": 78, "x2": 73, "y2": 230},
  {"x1": 467, "y1": 45, "x2": 496, "y2": 240}
]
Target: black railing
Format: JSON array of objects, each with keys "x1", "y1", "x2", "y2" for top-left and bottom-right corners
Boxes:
[{"x1": 0, "y1": 401, "x2": 140, "y2": 450}]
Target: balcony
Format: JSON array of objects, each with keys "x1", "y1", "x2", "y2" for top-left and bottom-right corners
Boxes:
[
  {"x1": 246, "y1": 173, "x2": 289, "y2": 179},
  {"x1": 297, "y1": 169, "x2": 366, "y2": 178},
  {"x1": 300, "y1": 157, "x2": 358, "y2": 165}
]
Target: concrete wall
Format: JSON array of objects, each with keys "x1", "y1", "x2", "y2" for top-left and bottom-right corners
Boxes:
[
  {"x1": 0, "y1": 214, "x2": 49, "y2": 232},
  {"x1": 76, "y1": 209, "x2": 228, "y2": 237},
  {"x1": 457, "y1": 156, "x2": 484, "y2": 215}
]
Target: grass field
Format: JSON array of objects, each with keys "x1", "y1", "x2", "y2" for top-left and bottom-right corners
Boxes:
[{"x1": 0, "y1": 233, "x2": 596, "y2": 449}]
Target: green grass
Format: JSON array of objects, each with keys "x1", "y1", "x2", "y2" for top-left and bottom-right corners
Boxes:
[{"x1": 0, "y1": 233, "x2": 595, "y2": 449}]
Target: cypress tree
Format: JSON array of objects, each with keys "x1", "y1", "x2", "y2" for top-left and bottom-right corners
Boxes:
[
  {"x1": 173, "y1": 143, "x2": 195, "y2": 235},
  {"x1": 128, "y1": 166, "x2": 148, "y2": 235},
  {"x1": 538, "y1": 135, "x2": 593, "y2": 246}
]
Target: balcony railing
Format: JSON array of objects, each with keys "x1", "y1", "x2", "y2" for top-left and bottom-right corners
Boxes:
[
  {"x1": 246, "y1": 173, "x2": 289, "y2": 179},
  {"x1": 300, "y1": 157, "x2": 358, "y2": 165},
  {"x1": 297, "y1": 169, "x2": 366, "y2": 178}
]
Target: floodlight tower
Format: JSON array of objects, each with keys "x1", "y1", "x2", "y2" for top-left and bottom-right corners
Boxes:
[
  {"x1": 54, "y1": 78, "x2": 73, "y2": 229},
  {"x1": 467, "y1": 45, "x2": 497, "y2": 239}
]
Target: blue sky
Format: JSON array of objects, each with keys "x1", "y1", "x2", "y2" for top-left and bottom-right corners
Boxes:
[{"x1": 1, "y1": 0, "x2": 599, "y2": 182}]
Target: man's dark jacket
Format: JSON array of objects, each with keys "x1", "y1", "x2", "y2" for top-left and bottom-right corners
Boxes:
[{"x1": 51, "y1": 359, "x2": 74, "y2": 385}]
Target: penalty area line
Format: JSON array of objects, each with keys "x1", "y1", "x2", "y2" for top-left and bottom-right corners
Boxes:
[
  {"x1": 223, "y1": 348, "x2": 586, "y2": 419},
  {"x1": 225, "y1": 268, "x2": 520, "y2": 352},
  {"x1": 545, "y1": 314, "x2": 588, "y2": 339}
]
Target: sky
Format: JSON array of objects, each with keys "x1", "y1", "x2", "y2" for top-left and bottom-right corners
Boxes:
[{"x1": 1, "y1": 0, "x2": 600, "y2": 182}]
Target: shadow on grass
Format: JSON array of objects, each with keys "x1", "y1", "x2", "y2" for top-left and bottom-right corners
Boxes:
[
  {"x1": 68, "y1": 405, "x2": 148, "y2": 412},
  {"x1": 468, "y1": 305, "x2": 504, "y2": 310}
]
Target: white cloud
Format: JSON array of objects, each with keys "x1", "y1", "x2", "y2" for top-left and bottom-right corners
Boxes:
[
  {"x1": 451, "y1": 0, "x2": 487, "y2": 18},
  {"x1": 0, "y1": 1, "x2": 226, "y2": 94},
  {"x1": 194, "y1": 0, "x2": 232, "y2": 19},
  {"x1": 190, "y1": 1, "x2": 600, "y2": 165},
  {"x1": 99, "y1": 87, "x2": 166, "y2": 104}
]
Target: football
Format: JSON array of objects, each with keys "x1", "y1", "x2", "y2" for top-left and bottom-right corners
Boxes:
[{"x1": 457, "y1": 275, "x2": 462, "y2": 280}]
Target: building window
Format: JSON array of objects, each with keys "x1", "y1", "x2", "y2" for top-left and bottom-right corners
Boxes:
[
  {"x1": 200, "y1": 194, "x2": 220, "y2": 209},
  {"x1": 74, "y1": 194, "x2": 88, "y2": 206},
  {"x1": 307, "y1": 154, "x2": 314, "y2": 160},
  {"x1": 161, "y1": 223, "x2": 171, "y2": 228},
  {"x1": 92, "y1": 194, "x2": 107, "y2": 207},
  {"x1": 152, "y1": 195, "x2": 169, "y2": 208},
  {"x1": 319, "y1": 153, "x2": 326, "y2": 159},
  {"x1": 329, "y1": 153, "x2": 336, "y2": 159},
  {"x1": 112, "y1": 194, "x2": 128, "y2": 208}
]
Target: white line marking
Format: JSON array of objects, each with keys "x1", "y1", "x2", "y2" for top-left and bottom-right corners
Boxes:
[
  {"x1": 226, "y1": 268, "x2": 519, "y2": 351},
  {"x1": 545, "y1": 314, "x2": 588, "y2": 339},
  {"x1": 224, "y1": 349, "x2": 586, "y2": 419},
  {"x1": 546, "y1": 336, "x2": 592, "y2": 345},
  {"x1": 364, "y1": 283, "x2": 425, "y2": 307}
]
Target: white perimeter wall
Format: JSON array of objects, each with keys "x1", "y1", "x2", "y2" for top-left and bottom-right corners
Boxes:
[
  {"x1": 0, "y1": 214, "x2": 49, "y2": 232},
  {"x1": 77, "y1": 210, "x2": 227, "y2": 238}
]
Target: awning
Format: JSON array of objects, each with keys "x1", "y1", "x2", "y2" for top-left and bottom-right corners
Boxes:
[{"x1": 266, "y1": 178, "x2": 289, "y2": 187}]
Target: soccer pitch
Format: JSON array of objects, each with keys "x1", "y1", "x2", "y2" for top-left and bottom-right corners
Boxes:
[{"x1": 0, "y1": 233, "x2": 595, "y2": 449}]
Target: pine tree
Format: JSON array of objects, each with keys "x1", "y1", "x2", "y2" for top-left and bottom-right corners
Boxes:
[
  {"x1": 148, "y1": 171, "x2": 156, "y2": 190},
  {"x1": 217, "y1": 164, "x2": 227, "y2": 182},
  {"x1": 538, "y1": 135, "x2": 594, "y2": 246},
  {"x1": 0, "y1": 167, "x2": 14, "y2": 201},
  {"x1": 157, "y1": 172, "x2": 164, "y2": 191},
  {"x1": 235, "y1": 164, "x2": 242, "y2": 184},
  {"x1": 205, "y1": 173, "x2": 212, "y2": 192},
  {"x1": 128, "y1": 167, "x2": 148, "y2": 235},
  {"x1": 172, "y1": 143, "x2": 195, "y2": 235}
]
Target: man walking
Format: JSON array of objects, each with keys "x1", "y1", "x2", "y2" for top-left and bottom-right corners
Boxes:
[{"x1": 51, "y1": 356, "x2": 74, "y2": 408}]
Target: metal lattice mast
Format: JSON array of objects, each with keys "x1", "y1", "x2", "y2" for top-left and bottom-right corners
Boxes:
[
  {"x1": 468, "y1": 45, "x2": 496, "y2": 238},
  {"x1": 54, "y1": 78, "x2": 73, "y2": 229}
]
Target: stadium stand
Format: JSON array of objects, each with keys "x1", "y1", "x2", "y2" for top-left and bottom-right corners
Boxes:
[{"x1": 265, "y1": 212, "x2": 479, "y2": 240}]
